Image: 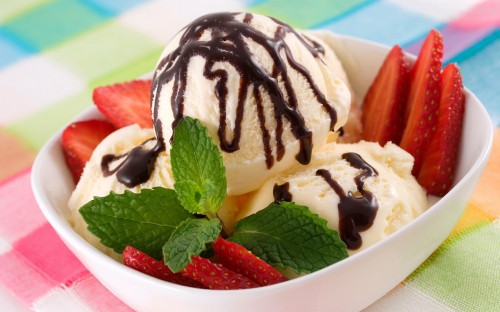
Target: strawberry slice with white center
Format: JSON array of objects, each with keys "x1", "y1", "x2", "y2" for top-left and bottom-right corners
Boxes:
[
  {"x1": 93, "y1": 79, "x2": 153, "y2": 129},
  {"x1": 181, "y1": 256, "x2": 259, "y2": 290},
  {"x1": 62, "y1": 119, "x2": 115, "y2": 184},
  {"x1": 417, "y1": 63, "x2": 465, "y2": 196},
  {"x1": 362, "y1": 45, "x2": 410, "y2": 145},
  {"x1": 212, "y1": 237, "x2": 287, "y2": 286},
  {"x1": 399, "y1": 29, "x2": 443, "y2": 175},
  {"x1": 122, "y1": 246, "x2": 205, "y2": 288}
]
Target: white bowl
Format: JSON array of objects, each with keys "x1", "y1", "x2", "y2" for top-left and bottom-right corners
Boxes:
[{"x1": 31, "y1": 33, "x2": 493, "y2": 312}]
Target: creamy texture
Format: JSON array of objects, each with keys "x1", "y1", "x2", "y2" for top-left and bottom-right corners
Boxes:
[
  {"x1": 237, "y1": 141, "x2": 427, "y2": 254},
  {"x1": 68, "y1": 125, "x2": 175, "y2": 259},
  {"x1": 151, "y1": 12, "x2": 351, "y2": 195},
  {"x1": 67, "y1": 12, "x2": 427, "y2": 262},
  {"x1": 314, "y1": 32, "x2": 362, "y2": 144}
]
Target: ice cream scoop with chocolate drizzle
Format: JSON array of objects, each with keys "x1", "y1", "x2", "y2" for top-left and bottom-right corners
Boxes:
[
  {"x1": 151, "y1": 12, "x2": 351, "y2": 195},
  {"x1": 238, "y1": 141, "x2": 427, "y2": 254}
]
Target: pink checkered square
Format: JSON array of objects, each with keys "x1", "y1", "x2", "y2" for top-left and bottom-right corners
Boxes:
[
  {"x1": 0, "y1": 169, "x2": 47, "y2": 242},
  {"x1": 13, "y1": 223, "x2": 87, "y2": 284},
  {"x1": 0, "y1": 248, "x2": 56, "y2": 303}
]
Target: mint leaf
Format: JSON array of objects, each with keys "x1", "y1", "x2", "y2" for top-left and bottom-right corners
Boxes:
[
  {"x1": 173, "y1": 180, "x2": 203, "y2": 212},
  {"x1": 79, "y1": 187, "x2": 194, "y2": 259},
  {"x1": 171, "y1": 117, "x2": 226, "y2": 217},
  {"x1": 229, "y1": 202, "x2": 348, "y2": 274},
  {"x1": 163, "y1": 218, "x2": 221, "y2": 273}
]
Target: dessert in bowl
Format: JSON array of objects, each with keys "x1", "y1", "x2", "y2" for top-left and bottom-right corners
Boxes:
[{"x1": 32, "y1": 12, "x2": 493, "y2": 312}]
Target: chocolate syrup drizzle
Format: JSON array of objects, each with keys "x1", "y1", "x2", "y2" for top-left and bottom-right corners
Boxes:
[
  {"x1": 101, "y1": 138, "x2": 161, "y2": 187},
  {"x1": 316, "y1": 153, "x2": 379, "y2": 250},
  {"x1": 152, "y1": 12, "x2": 336, "y2": 168},
  {"x1": 273, "y1": 182, "x2": 292, "y2": 203},
  {"x1": 100, "y1": 12, "x2": 337, "y2": 188}
]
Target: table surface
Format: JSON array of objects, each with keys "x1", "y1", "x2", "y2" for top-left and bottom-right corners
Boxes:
[
  {"x1": 0, "y1": 0, "x2": 499, "y2": 311},
  {"x1": 0, "y1": 287, "x2": 29, "y2": 312}
]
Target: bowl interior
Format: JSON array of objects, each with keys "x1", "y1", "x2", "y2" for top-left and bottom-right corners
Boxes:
[{"x1": 31, "y1": 33, "x2": 493, "y2": 311}]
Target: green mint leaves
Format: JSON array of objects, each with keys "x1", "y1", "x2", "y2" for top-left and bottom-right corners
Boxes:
[
  {"x1": 171, "y1": 117, "x2": 226, "y2": 218},
  {"x1": 79, "y1": 116, "x2": 349, "y2": 276},
  {"x1": 230, "y1": 202, "x2": 348, "y2": 274},
  {"x1": 163, "y1": 218, "x2": 221, "y2": 272},
  {"x1": 79, "y1": 188, "x2": 194, "y2": 259}
]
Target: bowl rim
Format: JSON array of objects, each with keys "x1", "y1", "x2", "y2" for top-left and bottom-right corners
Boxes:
[{"x1": 30, "y1": 33, "x2": 494, "y2": 298}]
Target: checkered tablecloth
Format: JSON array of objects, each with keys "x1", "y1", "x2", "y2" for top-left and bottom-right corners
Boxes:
[{"x1": 0, "y1": 0, "x2": 499, "y2": 311}]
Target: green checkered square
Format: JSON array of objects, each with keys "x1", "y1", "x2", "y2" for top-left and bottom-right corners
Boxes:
[
  {"x1": 0, "y1": 0, "x2": 52, "y2": 23},
  {"x1": 6, "y1": 90, "x2": 92, "y2": 150},
  {"x1": 2, "y1": 0, "x2": 109, "y2": 50},
  {"x1": 251, "y1": 0, "x2": 372, "y2": 28},
  {"x1": 45, "y1": 20, "x2": 162, "y2": 85}
]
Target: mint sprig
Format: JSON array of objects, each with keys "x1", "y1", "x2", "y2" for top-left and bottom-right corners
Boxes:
[
  {"x1": 163, "y1": 218, "x2": 221, "y2": 273},
  {"x1": 229, "y1": 201, "x2": 348, "y2": 274},
  {"x1": 79, "y1": 187, "x2": 194, "y2": 259},
  {"x1": 171, "y1": 117, "x2": 226, "y2": 218}
]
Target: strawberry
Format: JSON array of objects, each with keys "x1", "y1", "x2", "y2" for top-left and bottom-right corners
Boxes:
[
  {"x1": 399, "y1": 29, "x2": 443, "y2": 175},
  {"x1": 62, "y1": 119, "x2": 115, "y2": 183},
  {"x1": 181, "y1": 256, "x2": 259, "y2": 290},
  {"x1": 362, "y1": 45, "x2": 410, "y2": 145},
  {"x1": 122, "y1": 246, "x2": 205, "y2": 288},
  {"x1": 212, "y1": 237, "x2": 287, "y2": 286},
  {"x1": 417, "y1": 64, "x2": 465, "y2": 196},
  {"x1": 93, "y1": 80, "x2": 153, "y2": 129}
]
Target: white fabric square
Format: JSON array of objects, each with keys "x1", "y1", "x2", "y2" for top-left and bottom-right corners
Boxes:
[
  {"x1": 0, "y1": 236, "x2": 12, "y2": 255},
  {"x1": 32, "y1": 286, "x2": 93, "y2": 312},
  {"x1": 0, "y1": 56, "x2": 84, "y2": 124},
  {"x1": 365, "y1": 283, "x2": 454, "y2": 311},
  {"x1": 0, "y1": 284, "x2": 30, "y2": 312},
  {"x1": 119, "y1": 0, "x2": 244, "y2": 45}
]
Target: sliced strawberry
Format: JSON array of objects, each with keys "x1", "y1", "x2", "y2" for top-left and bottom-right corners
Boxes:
[
  {"x1": 181, "y1": 256, "x2": 259, "y2": 290},
  {"x1": 212, "y1": 237, "x2": 287, "y2": 286},
  {"x1": 122, "y1": 246, "x2": 205, "y2": 288},
  {"x1": 418, "y1": 64, "x2": 465, "y2": 196},
  {"x1": 362, "y1": 45, "x2": 410, "y2": 145},
  {"x1": 93, "y1": 79, "x2": 153, "y2": 129},
  {"x1": 62, "y1": 119, "x2": 115, "y2": 184},
  {"x1": 399, "y1": 29, "x2": 443, "y2": 175}
]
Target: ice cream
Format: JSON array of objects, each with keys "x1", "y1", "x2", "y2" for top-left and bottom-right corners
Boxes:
[
  {"x1": 236, "y1": 141, "x2": 427, "y2": 254},
  {"x1": 150, "y1": 12, "x2": 351, "y2": 195},
  {"x1": 68, "y1": 124, "x2": 174, "y2": 258},
  {"x1": 66, "y1": 12, "x2": 429, "y2": 269}
]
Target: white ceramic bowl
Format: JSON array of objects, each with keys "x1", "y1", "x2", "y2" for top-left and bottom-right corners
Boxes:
[{"x1": 31, "y1": 33, "x2": 493, "y2": 312}]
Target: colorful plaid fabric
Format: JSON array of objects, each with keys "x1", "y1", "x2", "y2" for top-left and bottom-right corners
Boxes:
[{"x1": 0, "y1": 0, "x2": 498, "y2": 311}]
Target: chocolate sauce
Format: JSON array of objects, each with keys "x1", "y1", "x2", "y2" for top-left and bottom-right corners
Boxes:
[
  {"x1": 273, "y1": 182, "x2": 292, "y2": 202},
  {"x1": 152, "y1": 12, "x2": 337, "y2": 168},
  {"x1": 101, "y1": 139, "x2": 162, "y2": 188},
  {"x1": 316, "y1": 153, "x2": 379, "y2": 249}
]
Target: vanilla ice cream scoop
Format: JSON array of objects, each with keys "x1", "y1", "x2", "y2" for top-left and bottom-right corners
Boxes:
[
  {"x1": 151, "y1": 12, "x2": 351, "y2": 195},
  {"x1": 68, "y1": 125, "x2": 175, "y2": 259},
  {"x1": 236, "y1": 141, "x2": 427, "y2": 254}
]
